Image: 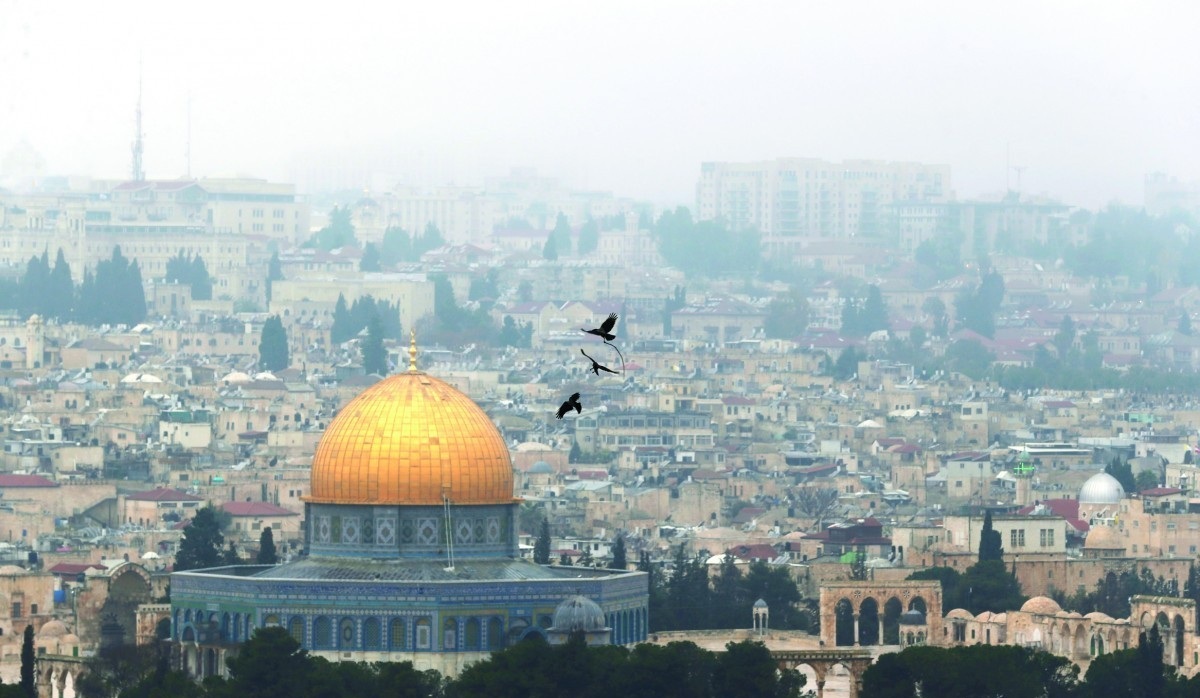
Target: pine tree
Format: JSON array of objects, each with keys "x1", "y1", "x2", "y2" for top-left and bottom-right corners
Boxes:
[
  {"x1": 542, "y1": 233, "x2": 558, "y2": 261},
  {"x1": 257, "y1": 527, "x2": 277, "y2": 565},
  {"x1": 534, "y1": 518, "x2": 551, "y2": 564},
  {"x1": 258, "y1": 315, "x2": 289, "y2": 371},
  {"x1": 175, "y1": 506, "x2": 227, "y2": 571},
  {"x1": 569, "y1": 441, "x2": 582, "y2": 464},
  {"x1": 19, "y1": 624, "x2": 33, "y2": 698},
  {"x1": 609, "y1": 534, "x2": 627, "y2": 570},
  {"x1": 362, "y1": 313, "x2": 387, "y2": 376},
  {"x1": 124, "y1": 259, "x2": 147, "y2": 325}
]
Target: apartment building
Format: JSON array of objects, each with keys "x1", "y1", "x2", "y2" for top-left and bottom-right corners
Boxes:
[{"x1": 696, "y1": 158, "x2": 950, "y2": 238}]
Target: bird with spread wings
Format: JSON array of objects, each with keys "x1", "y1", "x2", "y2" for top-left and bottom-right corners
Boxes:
[
  {"x1": 581, "y1": 349, "x2": 620, "y2": 376},
  {"x1": 555, "y1": 392, "x2": 582, "y2": 419},
  {"x1": 581, "y1": 313, "x2": 619, "y2": 342}
]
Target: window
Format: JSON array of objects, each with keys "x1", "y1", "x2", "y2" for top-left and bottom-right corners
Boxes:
[
  {"x1": 416, "y1": 619, "x2": 431, "y2": 649},
  {"x1": 11, "y1": 603, "x2": 20, "y2": 619},
  {"x1": 1039, "y1": 529, "x2": 1055, "y2": 547},
  {"x1": 1010, "y1": 530, "x2": 1025, "y2": 548},
  {"x1": 30, "y1": 604, "x2": 37, "y2": 615},
  {"x1": 390, "y1": 618, "x2": 407, "y2": 650},
  {"x1": 289, "y1": 617, "x2": 304, "y2": 643}
]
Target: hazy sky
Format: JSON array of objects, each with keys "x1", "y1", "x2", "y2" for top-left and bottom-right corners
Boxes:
[{"x1": 1, "y1": 0, "x2": 1197, "y2": 209}]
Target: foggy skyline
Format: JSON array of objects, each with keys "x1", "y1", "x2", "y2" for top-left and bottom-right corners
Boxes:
[{"x1": 1, "y1": 0, "x2": 1197, "y2": 209}]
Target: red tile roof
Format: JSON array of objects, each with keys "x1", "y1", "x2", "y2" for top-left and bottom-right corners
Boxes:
[
  {"x1": 47, "y1": 563, "x2": 105, "y2": 576},
  {"x1": 220, "y1": 502, "x2": 297, "y2": 517},
  {"x1": 126, "y1": 488, "x2": 201, "y2": 502},
  {"x1": 0, "y1": 474, "x2": 58, "y2": 488},
  {"x1": 1139, "y1": 487, "x2": 1183, "y2": 497},
  {"x1": 1017, "y1": 498, "x2": 1090, "y2": 533}
]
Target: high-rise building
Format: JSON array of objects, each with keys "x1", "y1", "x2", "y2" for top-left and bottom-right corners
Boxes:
[{"x1": 696, "y1": 158, "x2": 952, "y2": 238}]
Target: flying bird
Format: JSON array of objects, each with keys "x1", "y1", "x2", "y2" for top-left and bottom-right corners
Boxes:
[
  {"x1": 582, "y1": 313, "x2": 619, "y2": 342},
  {"x1": 556, "y1": 392, "x2": 582, "y2": 419},
  {"x1": 581, "y1": 349, "x2": 620, "y2": 376}
]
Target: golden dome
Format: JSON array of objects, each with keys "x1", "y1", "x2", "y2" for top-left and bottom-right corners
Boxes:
[{"x1": 308, "y1": 366, "x2": 514, "y2": 506}]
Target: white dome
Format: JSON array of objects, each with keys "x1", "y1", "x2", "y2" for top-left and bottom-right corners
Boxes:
[{"x1": 1079, "y1": 472, "x2": 1126, "y2": 504}]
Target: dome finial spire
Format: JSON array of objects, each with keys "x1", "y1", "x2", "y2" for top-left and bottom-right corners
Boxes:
[{"x1": 408, "y1": 328, "x2": 419, "y2": 372}]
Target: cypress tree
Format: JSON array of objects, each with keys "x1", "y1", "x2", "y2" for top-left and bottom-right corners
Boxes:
[
  {"x1": 609, "y1": 534, "x2": 627, "y2": 570},
  {"x1": 49, "y1": 249, "x2": 73, "y2": 320},
  {"x1": 257, "y1": 527, "x2": 278, "y2": 565},
  {"x1": 258, "y1": 315, "x2": 289, "y2": 371},
  {"x1": 20, "y1": 624, "x2": 33, "y2": 698},
  {"x1": 979, "y1": 510, "x2": 1004, "y2": 562},
  {"x1": 361, "y1": 314, "x2": 387, "y2": 376},
  {"x1": 534, "y1": 519, "x2": 551, "y2": 564}
]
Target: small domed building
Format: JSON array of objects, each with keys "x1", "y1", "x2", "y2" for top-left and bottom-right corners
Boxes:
[
  {"x1": 1077, "y1": 472, "x2": 1125, "y2": 525},
  {"x1": 171, "y1": 338, "x2": 648, "y2": 678},
  {"x1": 547, "y1": 596, "x2": 611, "y2": 646}
]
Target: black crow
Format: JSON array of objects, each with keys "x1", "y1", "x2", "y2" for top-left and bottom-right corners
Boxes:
[
  {"x1": 582, "y1": 313, "x2": 619, "y2": 341},
  {"x1": 581, "y1": 349, "x2": 620, "y2": 376},
  {"x1": 556, "y1": 392, "x2": 582, "y2": 419}
]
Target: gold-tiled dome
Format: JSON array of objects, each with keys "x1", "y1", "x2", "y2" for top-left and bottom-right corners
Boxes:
[{"x1": 308, "y1": 368, "x2": 514, "y2": 506}]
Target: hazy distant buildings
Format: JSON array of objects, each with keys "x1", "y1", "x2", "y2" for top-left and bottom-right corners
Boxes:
[
  {"x1": 1145, "y1": 172, "x2": 1200, "y2": 219},
  {"x1": 894, "y1": 194, "x2": 1072, "y2": 254},
  {"x1": 695, "y1": 158, "x2": 951, "y2": 238},
  {"x1": 350, "y1": 169, "x2": 646, "y2": 246}
]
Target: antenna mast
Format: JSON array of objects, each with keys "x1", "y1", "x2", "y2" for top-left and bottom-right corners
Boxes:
[{"x1": 131, "y1": 62, "x2": 145, "y2": 182}]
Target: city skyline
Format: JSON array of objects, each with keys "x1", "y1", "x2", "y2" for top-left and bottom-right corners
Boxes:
[{"x1": 0, "y1": 1, "x2": 1197, "y2": 209}]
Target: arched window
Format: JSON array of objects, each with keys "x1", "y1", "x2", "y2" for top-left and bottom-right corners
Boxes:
[
  {"x1": 313, "y1": 617, "x2": 332, "y2": 649},
  {"x1": 289, "y1": 617, "x2": 305, "y2": 645},
  {"x1": 390, "y1": 618, "x2": 407, "y2": 650},
  {"x1": 443, "y1": 618, "x2": 458, "y2": 650},
  {"x1": 339, "y1": 618, "x2": 356, "y2": 649},
  {"x1": 264, "y1": 614, "x2": 280, "y2": 627},
  {"x1": 415, "y1": 618, "x2": 431, "y2": 650},
  {"x1": 464, "y1": 618, "x2": 481, "y2": 651},
  {"x1": 363, "y1": 618, "x2": 381, "y2": 650},
  {"x1": 487, "y1": 617, "x2": 503, "y2": 650}
]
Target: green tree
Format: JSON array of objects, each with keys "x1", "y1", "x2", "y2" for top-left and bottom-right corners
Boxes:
[
  {"x1": 534, "y1": 518, "x2": 551, "y2": 564},
  {"x1": 764, "y1": 288, "x2": 810, "y2": 339},
  {"x1": 922, "y1": 296, "x2": 950, "y2": 338},
  {"x1": 960, "y1": 559, "x2": 1026, "y2": 615},
  {"x1": 906, "y1": 566, "x2": 967, "y2": 611},
  {"x1": 1180, "y1": 311, "x2": 1193, "y2": 336},
  {"x1": 49, "y1": 249, "x2": 74, "y2": 320},
  {"x1": 174, "y1": 505, "x2": 227, "y2": 571},
  {"x1": 609, "y1": 534, "x2": 627, "y2": 570},
  {"x1": 859, "y1": 285, "x2": 889, "y2": 334},
  {"x1": 381, "y1": 227, "x2": 413, "y2": 265},
  {"x1": 1053, "y1": 315, "x2": 1076, "y2": 361},
  {"x1": 304, "y1": 206, "x2": 357, "y2": 250},
  {"x1": 360, "y1": 242, "x2": 382, "y2": 272},
  {"x1": 362, "y1": 313, "x2": 388, "y2": 376},
  {"x1": 221, "y1": 627, "x2": 315, "y2": 698},
  {"x1": 1135, "y1": 469, "x2": 1160, "y2": 492},
  {"x1": 578, "y1": 218, "x2": 600, "y2": 255},
  {"x1": 19, "y1": 625, "x2": 33, "y2": 698},
  {"x1": 257, "y1": 527, "x2": 277, "y2": 565},
  {"x1": 862, "y1": 644, "x2": 1078, "y2": 698},
  {"x1": 979, "y1": 510, "x2": 1003, "y2": 562},
  {"x1": 258, "y1": 315, "x2": 289, "y2": 371},
  {"x1": 542, "y1": 232, "x2": 559, "y2": 261},
  {"x1": 833, "y1": 347, "x2": 860, "y2": 380},
  {"x1": 1105, "y1": 457, "x2": 1136, "y2": 494},
  {"x1": 849, "y1": 549, "x2": 868, "y2": 580},
  {"x1": 266, "y1": 250, "x2": 283, "y2": 304},
  {"x1": 551, "y1": 212, "x2": 572, "y2": 256},
  {"x1": 517, "y1": 280, "x2": 533, "y2": 302},
  {"x1": 569, "y1": 441, "x2": 582, "y2": 464},
  {"x1": 498, "y1": 315, "x2": 522, "y2": 347},
  {"x1": 944, "y1": 339, "x2": 995, "y2": 379},
  {"x1": 418, "y1": 222, "x2": 445, "y2": 256}
]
